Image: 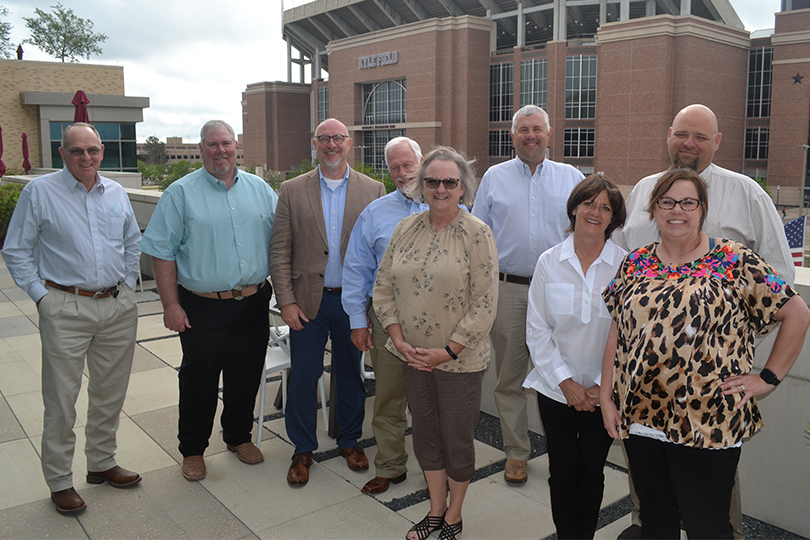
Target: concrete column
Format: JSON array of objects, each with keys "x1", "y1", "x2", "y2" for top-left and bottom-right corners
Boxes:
[
  {"x1": 600, "y1": 0, "x2": 607, "y2": 25},
  {"x1": 553, "y1": 0, "x2": 566, "y2": 42},
  {"x1": 620, "y1": 0, "x2": 630, "y2": 21},
  {"x1": 680, "y1": 0, "x2": 691, "y2": 15},
  {"x1": 517, "y1": 2, "x2": 525, "y2": 48},
  {"x1": 287, "y1": 41, "x2": 292, "y2": 83}
]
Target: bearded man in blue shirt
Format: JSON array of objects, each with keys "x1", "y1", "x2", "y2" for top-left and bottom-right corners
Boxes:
[
  {"x1": 140, "y1": 120, "x2": 278, "y2": 482},
  {"x1": 342, "y1": 137, "x2": 427, "y2": 494},
  {"x1": 3, "y1": 123, "x2": 143, "y2": 515}
]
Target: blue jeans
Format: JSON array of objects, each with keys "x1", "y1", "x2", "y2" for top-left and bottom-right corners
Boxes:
[{"x1": 285, "y1": 289, "x2": 365, "y2": 454}]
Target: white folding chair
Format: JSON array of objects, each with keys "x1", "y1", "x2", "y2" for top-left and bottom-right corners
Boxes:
[
  {"x1": 256, "y1": 310, "x2": 328, "y2": 448},
  {"x1": 360, "y1": 350, "x2": 375, "y2": 381}
]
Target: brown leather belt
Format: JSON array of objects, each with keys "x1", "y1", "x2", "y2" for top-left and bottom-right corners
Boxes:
[
  {"x1": 498, "y1": 272, "x2": 531, "y2": 286},
  {"x1": 324, "y1": 287, "x2": 342, "y2": 293},
  {"x1": 186, "y1": 281, "x2": 266, "y2": 300},
  {"x1": 46, "y1": 280, "x2": 120, "y2": 298}
]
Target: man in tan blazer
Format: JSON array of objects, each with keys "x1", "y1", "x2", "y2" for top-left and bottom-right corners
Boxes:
[{"x1": 270, "y1": 118, "x2": 386, "y2": 487}]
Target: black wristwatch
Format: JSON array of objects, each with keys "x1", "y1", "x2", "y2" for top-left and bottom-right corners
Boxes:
[{"x1": 759, "y1": 368, "x2": 781, "y2": 387}]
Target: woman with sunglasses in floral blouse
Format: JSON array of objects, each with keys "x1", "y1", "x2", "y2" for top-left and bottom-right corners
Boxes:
[{"x1": 374, "y1": 147, "x2": 498, "y2": 540}]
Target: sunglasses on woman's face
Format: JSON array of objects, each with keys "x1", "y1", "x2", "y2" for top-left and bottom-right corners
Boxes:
[{"x1": 424, "y1": 177, "x2": 460, "y2": 189}]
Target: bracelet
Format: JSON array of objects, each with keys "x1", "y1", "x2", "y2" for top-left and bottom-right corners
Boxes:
[{"x1": 445, "y1": 345, "x2": 458, "y2": 360}]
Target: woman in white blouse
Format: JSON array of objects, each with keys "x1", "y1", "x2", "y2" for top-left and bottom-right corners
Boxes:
[{"x1": 523, "y1": 174, "x2": 626, "y2": 539}]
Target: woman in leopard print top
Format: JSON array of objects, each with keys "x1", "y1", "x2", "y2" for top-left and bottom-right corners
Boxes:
[{"x1": 600, "y1": 168, "x2": 810, "y2": 539}]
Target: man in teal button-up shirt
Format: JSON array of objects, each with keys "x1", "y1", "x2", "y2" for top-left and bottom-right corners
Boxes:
[{"x1": 141, "y1": 120, "x2": 278, "y2": 481}]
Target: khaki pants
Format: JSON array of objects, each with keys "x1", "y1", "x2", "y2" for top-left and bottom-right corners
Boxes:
[
  {"x1": 491, "y1": 280, "x2": 532, "y2": 461},
  {"x1": 368, "y1": 308, "x2": 409, "y2": 478},
  {"x1": 38, "y1": 284, "x2": 138, "y2": 492}
]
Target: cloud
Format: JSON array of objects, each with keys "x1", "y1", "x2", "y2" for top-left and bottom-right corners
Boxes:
[{"x1": 4, "y1": 0, "x2": 290, "y2": 141}]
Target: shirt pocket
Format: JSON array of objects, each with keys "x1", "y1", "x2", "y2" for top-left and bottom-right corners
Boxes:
[
  {"x1": 543, "y1": 196, "x2": 569, "y2": 228},
  {"x1": 105, "y1": 212, "x2": 126, "y2": 242},
  {"x1": 545, "y1": 283, "x2": 574, "y2": 316}
]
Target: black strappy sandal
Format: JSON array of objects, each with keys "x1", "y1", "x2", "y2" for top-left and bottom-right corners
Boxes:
[
  {"x1": 406, "y1": 510, "x2": 446, "y2": 540},
  {"x1": 437, "y1": 519, "x2": 462, "y2": 540}
]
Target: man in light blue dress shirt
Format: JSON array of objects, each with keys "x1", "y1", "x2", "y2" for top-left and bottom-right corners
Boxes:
[
  {"x1": 3, "y1": 123, "x2": 142, "y2": 514},
  {"x1": 270, "y1": 118, "x2": 386, "y2": 487},
  {"x1": 140, "y1": 120, "x2": 278, "y2": 482},
  {"x1": 472, "y1": 105, "x2": 584, "y2": 484},
  {"x1": 342, "y1": 137, "x2": 427, "y2": 494}
]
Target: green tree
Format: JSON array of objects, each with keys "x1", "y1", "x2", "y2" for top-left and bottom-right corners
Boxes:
[
  {"x1": 23, "y1": 3, "x2": 107, "y2": 63},
  {"x1": 157, "y1": 160, "x2": 202, "y2": 191},
  {"x1": 0, "y1": 6, "x2": 13, "y2": 59},
  {"x1": 142, "y1": 135, "x2": 168, "y2": 165},
  {"x1": 138, "y1": 160, "x2": 169, "y2": 186}
]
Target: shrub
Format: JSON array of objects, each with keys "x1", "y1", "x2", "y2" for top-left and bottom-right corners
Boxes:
[{"x1": 0, "y1": 183, "x2": 25, "y2": 246}]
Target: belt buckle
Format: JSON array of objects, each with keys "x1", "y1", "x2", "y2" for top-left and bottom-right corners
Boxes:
[
  {"x1": 232, "y1": 285, "x2": 245, "y2": 300},
  {"x1": 93, "y1": 290, "x2": 105, "y2": 298}
]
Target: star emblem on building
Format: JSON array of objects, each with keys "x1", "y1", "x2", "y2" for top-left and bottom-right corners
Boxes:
[{"x1": 794, "y1": 73, "x2": 804, "y2": 84}]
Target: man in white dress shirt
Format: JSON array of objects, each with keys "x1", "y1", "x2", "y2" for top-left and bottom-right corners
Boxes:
[
  {"x1": 613, "y1": 103, "x2": 794, "y2": 540},
  {"x1": 472, "y1": 105, "x2": 584, "y2": 484}
]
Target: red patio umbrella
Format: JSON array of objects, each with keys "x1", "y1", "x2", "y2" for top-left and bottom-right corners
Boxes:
[
  {"x1": 72, "y1": 90, "x2": 90, "y2": 123},
  {"x1": 22, "y1": 133, "x2": 31, "y2": 172},
  {"x1": 0, "y1": 125, "x2": 6, "y2": 178}
]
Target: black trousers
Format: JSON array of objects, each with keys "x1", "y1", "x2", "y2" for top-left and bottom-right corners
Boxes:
[
  {"x1": 624, "y1": 435, "x2": 740, "y2": 540},
  {"x1": 176, "y1": 284, "x2": 270, "y2": 457},
  {"x1": 537, "y1": 393, "x2": 614, "y2": 539}
]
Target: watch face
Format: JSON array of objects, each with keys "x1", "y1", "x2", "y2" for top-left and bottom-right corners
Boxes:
[{"x1": 760, "y1": 369, "x2": 780, "y2": 386}]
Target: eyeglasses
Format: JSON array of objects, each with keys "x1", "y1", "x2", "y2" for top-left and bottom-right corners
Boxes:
[
  {"x1": 424, "y1": 177, "x2": 460, "y2": 189},
  {"x1": 315, "y1": 134, "x2": 348, "y2": 145},
  {"x1": 655, "y1": 197, "x2": 702, "y2": 211},
  {"x1": 67, "y1": 147, "x2": 102, "y2": 157}
]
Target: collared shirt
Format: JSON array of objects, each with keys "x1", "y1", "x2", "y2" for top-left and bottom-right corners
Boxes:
[
  {"x1": 472, "y1": 157, "x2": 585, "y2": 277},
  {"x1": 342, "y1": 189, "x2": 428, "y2": 329},
  {"x1": 523, "y1": 235, "x2": 626, "y2": 405},
  {"x1": 2, "y1": 168, "x2": 141, "y2": 302},
  {"x1": 613, "y1": 162, "x2": 795, "y2": 286},
  {"x1": 140, "y1": 167, "x2": 278, "y2": 293},
  {"x1": 319, "y1": 166, "x2": 350, "y2": 288}
]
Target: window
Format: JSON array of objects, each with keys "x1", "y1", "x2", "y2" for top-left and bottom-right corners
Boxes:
[
  {"x1": 318, "y1": 86, "x2": 329, "y2": 124},
  {"x1": 520, "y1": 58, "x2": 547, "y2": 108},
  {"x1": 489, "y1": 130, "x2": 513, "y2": 157},
  {"x1": 50, "y1": 122, "x2": 137, "y2": 172},
  {"x1": 565, "y1": 55, "x2": 597, "y2": 119},
  {"x1": 363, "y1": 129, "x2": 405, "y2": 171},
  {"x1": 747, "y1": 47, "x2": 773, "y2": 118},
  {"x1": 490, "y1": 63, "x2": 514, "y2": 122},
  {"x1": 745, "y1": 128, "x2": 769, "y2": 160},
  {"x1": 563, "y1": 128, "x2": 595, "y2": 158},
  {"x1": 362, "y1": 79, "x2": 406, "y2": 125}
]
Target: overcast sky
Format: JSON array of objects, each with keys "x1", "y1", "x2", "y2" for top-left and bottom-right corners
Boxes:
[{"x1": 3, "y1": 0, "x2": 782, "y2": 143}]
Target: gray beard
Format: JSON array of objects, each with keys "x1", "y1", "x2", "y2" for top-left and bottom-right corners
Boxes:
[{"x1": 673, "y1": 155, "x2": 699, "y2": 170}]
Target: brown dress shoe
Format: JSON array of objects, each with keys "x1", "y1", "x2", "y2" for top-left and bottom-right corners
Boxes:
[
  {"x1": 504, "y1": 459, "x2": 528, "y2": 483},
  {"x1": 287, "y1": 452, "x2": 313, "y2": 486},
  {"x1": 226, "y1": 442, "x2": 265, "y2": 464},
  {"x1": 86, "y1": 465, "x2": 142, "y2": 488},
  {"x1": 182, "y1": 455, "x2": 207, "y2": 481},
  {"x1": 338, "y1": 445, "x2": 369, "y2": 471},
  {"x1": 361, "y1": 472, "x2": 407, "y2": 494},
  {"x1": 51, "y1": 487, "x2": 87, "y2": 515}
]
